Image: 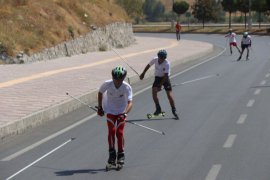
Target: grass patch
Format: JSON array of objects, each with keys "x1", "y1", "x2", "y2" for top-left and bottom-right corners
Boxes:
[{"x1": 0, "y1": 0, "x2": 130, "y2": 57}]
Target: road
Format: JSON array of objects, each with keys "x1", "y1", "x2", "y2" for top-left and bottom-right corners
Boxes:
[{"x1": 1, "y1": 33, "x2": 270, "y2": 180}]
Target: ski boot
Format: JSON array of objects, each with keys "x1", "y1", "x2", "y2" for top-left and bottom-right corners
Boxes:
[
  {"x1": 246, "y1": 56, "x2": 249, "y2": 61},
  {"x1": 172, "y1": 107, "x2": 179, "y2": 120},
  {"x1": 116, "y1": 152, "x2": 125, "y2": 170},
  {"x1": 105, "y1": 149, "x2": 116, "y2": 171},
  {"x1": 237, "y1": 56, "x2": 241, "y2": 61},
  {"x1": 153, "y1": 104, "x2": 162, "y2": 116}
]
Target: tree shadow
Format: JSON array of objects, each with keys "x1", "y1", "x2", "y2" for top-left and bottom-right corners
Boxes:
[{"x1": 55, "y1": 168, "x2": 105, "y2": 176}]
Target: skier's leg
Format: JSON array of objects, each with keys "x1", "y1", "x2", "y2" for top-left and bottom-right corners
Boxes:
[
  {"x1": 230, "y1": 45, "x2": 232, "y2": 54},
  {"x1": 116, "y1": 115, "x2": 126, "y2": 153},
  {"x1": 164, "y1": 80, "x2": 179, "y2": 119},
  {"x1": 246, "y1": 47, "x2": 250, "y2": 60},
  {"x1": 107, "y1": 114, "x2": 116, "y2": 152},
  {"x1": 116, "y1": 115, "x2": 126, "y2": 165},
  {"x1": 152, "y1": 77, "x2": 162, "y2": 115},
  {"x1": 238, "y1": 47, "x2": 244, "y2": 61},
  {"x1": 152, "y1": 87, "x2": 162, "y2": 115}
]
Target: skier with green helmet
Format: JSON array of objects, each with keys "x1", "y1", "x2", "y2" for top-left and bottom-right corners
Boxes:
[
  {"x1": 139, "y1": 49, "x2": 179, "y2": 120},
  {"x1": 97, "y1": 66, "x2": 133, "y2": 169}
]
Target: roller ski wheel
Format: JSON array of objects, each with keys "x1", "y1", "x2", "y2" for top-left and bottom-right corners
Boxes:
[
  {"x1": 147, "y1": 112, "x2": 165, "y2": 119},
  {"x1": 105, "y1": 162, "x2": 117, "y2": 171},
  {"x1": 116, "y1": 163, "x2": 124, "y2": 171}
]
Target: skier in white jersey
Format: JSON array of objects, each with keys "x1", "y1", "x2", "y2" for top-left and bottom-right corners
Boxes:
[
  {"x1": 97, "y1": 66, "x2": 133, "y2": 167},
  {"x1": 139, "y1": 49, "x2": 179, "y2": 120},
  {"x1": 237, "y1": 32, "x2": 252, "y2": 61},
  {"x1": 225, "y1": 29, "x2": 241, "y2": 54}
]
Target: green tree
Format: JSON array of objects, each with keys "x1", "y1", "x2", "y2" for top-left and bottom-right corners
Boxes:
[
  {"x1": 115, "y1": 0, "x2": 143, "y2": 22},
  {"x1": 143, "y1": 0, "x2": 165, "y2": 21},
  {"x1": 173, "y1": 1, "x2": 189, "y2": 20},
  {"x1": 237, "y1": 0, "x2": 249, "y2": 29},
  {"x1": 192, "y1": 0, "x2": 217, "y2": 28},
  {"x1": 252, "y1": 0, "x2": 268, "y2": 27},
  {"x1": 221, "y1": 0, "x2": 238, "y2": 28}
]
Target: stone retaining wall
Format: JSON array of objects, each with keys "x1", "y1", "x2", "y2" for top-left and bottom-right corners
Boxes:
[{"x1": 18, "y1": 22, "x2": 135, "y2": 63}]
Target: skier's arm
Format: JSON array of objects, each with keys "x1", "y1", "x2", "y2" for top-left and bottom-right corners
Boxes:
[
  {"x1": 140, "y1": 64, "x2": 151, "y2": 80},
  {"x1": 97, "y1": 92, "x2": 104, "y2": 116},
  {"x1": 125, "y1": 100, "x2": 133, "y2": 114}
]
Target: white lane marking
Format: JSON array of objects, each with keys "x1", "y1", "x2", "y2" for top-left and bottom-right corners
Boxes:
[
  {"x1": 173, "y1": 74, "x2": 218, "y2": 86},
  {"x1": 254, "y1": 89, "x2": 261, "y2": 95},
  {"x1": 260, "y1": 80, "x2": 266, "y2": 85},
  {"x1": 265, "y1": 74, "x2": 270, "y2": 78},
  {"x1": 223, "y1": 134, "x2": 237, "y2": 148},
  {"x1": 6, "y1": 138, "x2": 73, "y2": 180},
  {"x1": 237, "y1": 114, "x2": 247, "y2": 124},
  {"x1": 205, "y1": 164, "x2": 222, "y2": 180},
  {"x1": 1, "y1": 114, "x2": 95, "y2": 161},
  {"x1": 246, "y1": 99, "x2": 255, "y2": 107},
  {"x1": 3, "y1": 46, "x2": 226, "y2": 161}
]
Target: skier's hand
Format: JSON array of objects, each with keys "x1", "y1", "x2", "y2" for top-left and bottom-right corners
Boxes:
[
  {"x1": 97, "y1": 106, "x2": 104, "y2": 116},
  {"x1": 117, "y1": 113, "x2": 127, "y2": 121}
]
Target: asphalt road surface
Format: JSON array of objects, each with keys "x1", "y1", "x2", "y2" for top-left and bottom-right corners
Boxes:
[{"x1": 1, "y1": 33, "x2": 270, "y2": 180}]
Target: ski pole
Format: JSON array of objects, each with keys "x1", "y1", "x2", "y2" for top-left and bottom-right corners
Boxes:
[
  {"x1": 126, "y1": 121, "x2": 165, "y2": 135},
  {"x1": 66, "y1": 92, "x2": 97, "y2": 112},
  {"x1": 66, "y1": 92, "x2": 165, "y2": 135},
  {"x1": 112, "y1": 48, "x2": 140, "y2": 77}
]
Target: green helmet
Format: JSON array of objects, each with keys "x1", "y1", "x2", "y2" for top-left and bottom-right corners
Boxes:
[
  {"x1": 112, "y1": 66, "x2": 127, "y2": 80},
  {"x1": 157, "y1": 49, "x2": 167, "y2": 59}
]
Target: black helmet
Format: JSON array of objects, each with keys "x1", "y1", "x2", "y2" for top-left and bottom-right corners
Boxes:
[
  {"x1": 157, "y1": 49, "x2": 167, "y2": 59},
  {"x1": 112, "y1": 66, "x2": 127, "y2": 80}
]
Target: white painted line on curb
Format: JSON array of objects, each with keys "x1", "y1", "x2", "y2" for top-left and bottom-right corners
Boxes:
[
  {"x1": 6, "y1": 138, "x2": 74, "y2": 180},
  {"x1": 205, "y1": 164, "x2": 222, "y2": 180},
  {"x1": 237, "y1": 114, "x2": 247, "y2": 124},
  {"x1": 246, "y1": 99, "x2": 255, "y2": 107},
  {"x1": 254, "y1": 89, "x2": 261, "y2": 95},
  {"x1": 223, "y1": 134, "x2": 237, "y2": 148},
  {"x1": 260, "y1": 80, "x2": 266, "y2": 85}
]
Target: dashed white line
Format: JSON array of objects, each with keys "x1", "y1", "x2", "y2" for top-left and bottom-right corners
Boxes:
[
  {"x1": 246, "y1": 99, "x2": 255, "y2": 107},
  {"x1": 260, "y1": 80, "x2": 266, "y2": 85},
  {"x1": 254, "y1": 89, "x2": 261, "y2": 95},
  {"x1": 223, "y1": 134, "x2": 237, "y2": 148},
  {"x1": 237, "y1": 114, "x2": 247, "y2": 124},
  {"x1": 205, "y1": 164, "x2": 222, "y2": 180}
]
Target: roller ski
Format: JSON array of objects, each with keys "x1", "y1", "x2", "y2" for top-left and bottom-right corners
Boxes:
[
  {"x1": 105, "y1": 149, "x2": 118, "y2": 171},
  {"x1": 147, "y1": 112, "x2": 165, "y2": 119},
  {"x1": 115, "y1": 152, "x2": 125, "y2": 171}
]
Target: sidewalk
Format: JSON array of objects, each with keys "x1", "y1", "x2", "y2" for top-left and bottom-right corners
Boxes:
[{"x1": 0, "y1": 36, "x2": 213, "y2": 140}]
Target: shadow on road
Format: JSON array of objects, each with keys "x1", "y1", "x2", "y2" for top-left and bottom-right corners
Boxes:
[{"x1": 55, "y1": 168, "x2": 105, "y2": 176}]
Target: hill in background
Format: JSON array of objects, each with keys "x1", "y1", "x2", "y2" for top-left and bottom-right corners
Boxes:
[{"x1": 0, "y1": 0, "x2": 130, "y2": 57}]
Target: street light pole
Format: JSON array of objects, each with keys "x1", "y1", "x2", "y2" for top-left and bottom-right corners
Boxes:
[{"x1": 248, "y1": 0, "x2": 252, "y2": 30}]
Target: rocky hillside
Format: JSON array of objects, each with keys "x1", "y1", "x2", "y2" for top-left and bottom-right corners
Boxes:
[{"x1": 0, "y1": 0, "x2": 130, "y2": 58}]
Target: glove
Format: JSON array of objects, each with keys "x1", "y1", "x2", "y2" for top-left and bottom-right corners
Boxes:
[
  {"x1": 117, "y1": 113, "x2": 127, "y2": 121},
  {"x1": 97, "y1": 106, "x2": 104, "y2": 116}
]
